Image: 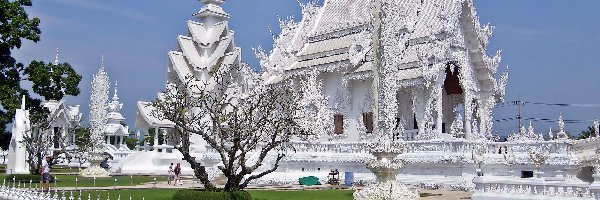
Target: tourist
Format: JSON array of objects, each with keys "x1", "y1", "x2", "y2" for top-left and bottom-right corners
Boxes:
[
  {"x1": 174, "y1": 163, "x2": 182, "y2": 186},
  {"x1": 39, "y1": 155, "x2": 51, "y2": 191},
  {"x1": 168, "y1": 163, "x2": 174, "y2": 185}
]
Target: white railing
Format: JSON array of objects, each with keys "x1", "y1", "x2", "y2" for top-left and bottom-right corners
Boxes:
[
  {"x1": 290, "y1": 141, "x2": 372, "y2": 154},
  {"x1": 472, "y1": 176, "x2": 597, "y2": 200},
  {"x1": 0, "y1": 180, "x2": 148, "y2": 200}
]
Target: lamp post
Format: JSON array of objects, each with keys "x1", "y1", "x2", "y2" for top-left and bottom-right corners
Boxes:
[
  {"x1": 93, "y1": 177, "x2": 96, "y2": 187},
  {"x1": 75, "y1": 177, "x2": 78, "y2": 190}
]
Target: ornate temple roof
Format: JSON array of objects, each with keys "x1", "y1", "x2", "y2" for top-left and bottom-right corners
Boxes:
[
  {"x1": 309, "y1": 0, "x2": 371, "y2": 38},
  {"x1": 261, "y1": 0, "x2": 503, "y2": 94}
]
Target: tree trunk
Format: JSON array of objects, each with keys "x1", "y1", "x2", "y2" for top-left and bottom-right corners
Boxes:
[{"x1": 178, "y1": 147, "x2": 215, "y2": 190}]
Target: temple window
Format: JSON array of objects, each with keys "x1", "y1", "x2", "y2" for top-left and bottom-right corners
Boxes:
[
  {"x1": 334, "y1": 114, "x2": 344, "y2": 134},
  {"x1": 362, "y1": 112, "x2": 374, "y2": 133}
]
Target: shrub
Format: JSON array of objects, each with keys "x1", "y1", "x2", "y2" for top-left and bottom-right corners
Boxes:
[
  {"x1": 4, "y1": 174, "x2": 55, "y2": 183},
  {"x1": 172, "y1": 189, "x2": 251, "y2": 200}
]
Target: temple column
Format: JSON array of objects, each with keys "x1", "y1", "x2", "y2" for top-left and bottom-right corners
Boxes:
[
  {"x1": 435, "y1": 85, "x2": 443, "y2": 134},
  {"x1": 412, "y1": 87, "x2": 427, "y2": 135},
  {"x1": 464, "y1": 93, "x2": 473, "y2": 139},
  {"x1": 153, "y1": 127, "x2": 159, "y2": 151},
  {"x1": 478, "y1": 92, "x2": 494, "y2": 138}
]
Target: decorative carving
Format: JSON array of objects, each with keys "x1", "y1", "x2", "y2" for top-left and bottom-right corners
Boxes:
[
  {"x1": 527, "y1": 145, "x2": 551, "y2": 171},
  {"x1": 556, "y1": 113, "x2": 569, "y2": 140},
  {"x1": 81, "y1": 58, "x2": 110, "y2": 177}
]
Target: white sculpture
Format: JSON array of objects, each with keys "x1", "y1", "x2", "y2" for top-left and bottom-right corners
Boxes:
[
  {"x1": 555, "y1": 113, "x2": 569, "y2": 140},
  {"x1": 503, "y1": 150, "x2": 516, "y2": 176},
  {"x1": 81, "y1": 57, "x2": 110, "y2": 177},
  {"x1": 526, "y1": 145, "x2": 551, "y2": 178},
  {"x1": 353, "y1": 139, "x2": 418, "y2": 200},
  {"x1": 6, "y1": 96, "x2": 30, "y2": 174}
]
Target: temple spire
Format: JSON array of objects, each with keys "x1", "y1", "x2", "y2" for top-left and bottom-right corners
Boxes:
[
  {"x1": 194, "y1": 0, "x2": 229, "y2": 24},
  {"x1": 101, "y1": 55, "x2": 105, "y2": 70},
  {"x1": 112, "y1": 81, "x2": 119, "y2": 101},
  {"x1": 54, "y1": 48, "x2": 60, "y2": 65}
]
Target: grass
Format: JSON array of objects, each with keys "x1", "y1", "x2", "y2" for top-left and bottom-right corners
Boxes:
[
  {"x1": 52, "y1": 175, "x2": 168, "y2": 187},
  {"x1": 61, "y1": 189, "x2": 354, "y2": 200},
  {"x1": 0, "y1": 174, "x2": 167, "y2": 187},
  {"x1": 34, "y1": 188, "x2": 435, "y2": 200},
  {"x1": 50, "y1": 167, "x2": 82, "y2": 174},
  {"x1": 48, "y1": 189, "x2": 178, "y2": 200}
]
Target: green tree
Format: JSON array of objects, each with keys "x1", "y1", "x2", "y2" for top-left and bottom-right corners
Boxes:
[
  {"x1": 124, "y1": 137, "x2": 138, "y2": 150},
  {"x1": 74, "y1": 127, "x2": 91, "y2": 149},
  {"x1": 578, "y1": 126, "x2": 596, "y2": 140},
  {"x1": 0, "y1": 0, "x2": 82, "y2": 152},
  {"x1": 0, "y1": 0, "x2": 41, "y2": 149},
  {"x1": 1, "y1": 0, "x2": 82, "y2": 173},
  {"x1": 144, "y1": 127, "x2": 165, "y2": 146}
]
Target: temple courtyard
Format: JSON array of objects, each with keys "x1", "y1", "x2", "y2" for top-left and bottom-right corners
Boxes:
[{"x1": 2, "y1": 0, "x2": 599, "y2": 200}]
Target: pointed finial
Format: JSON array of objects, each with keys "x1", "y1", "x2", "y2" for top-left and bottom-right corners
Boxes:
[
  {"x1": 101, "y1": 55, "x2": 105, "y2": 68},
  {"x1": 21, "y1": 95, "x2": 26, "y2": 110},
  {"x1": 112, "y1": 81, "x2": 119, "y2": 101},
  {"x1": 54, "y1": 48, "x2": 60, "y2": 65}
]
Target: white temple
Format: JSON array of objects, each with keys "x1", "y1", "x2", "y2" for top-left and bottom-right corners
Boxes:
[
  {"x1": 6, "y1": 97, "x2": 31, "y2": 175},
  {"x1": 127, "y1": 0, "x2": 600, "y2": 199},
  {"x1": 101, "y1": 82, "x2": 134, "y2": 165}
]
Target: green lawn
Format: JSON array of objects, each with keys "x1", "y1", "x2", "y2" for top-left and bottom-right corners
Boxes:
[
  {"x1": 57, "y1": 189, "x2": 354, "y2": 200},
  {"x1": 50, "y1": 167, "x2": 82, "y2": 174},
  {"x1": 52, "y1": 175, "x2": 168, "y2": 187},
  {"x1": 49, "y1": 189, "x2": 178, "y2": 200},
  {"x1": 1, "y1": 174, "x2": 167, "y2": 187}
]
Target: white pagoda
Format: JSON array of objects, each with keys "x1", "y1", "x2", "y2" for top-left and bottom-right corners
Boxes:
[{"x1": 123, "y1": 0, "x2": 244, "y2": 175}]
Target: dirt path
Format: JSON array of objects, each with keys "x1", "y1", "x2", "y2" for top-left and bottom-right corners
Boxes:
[{"x1": 419, "y1": 189, "x2": 473, "y2": 200}]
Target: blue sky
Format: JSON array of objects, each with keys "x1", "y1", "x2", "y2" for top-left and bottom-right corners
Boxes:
[{"x1": 13, "y1": 0, "x2": 600, "y2": 136}]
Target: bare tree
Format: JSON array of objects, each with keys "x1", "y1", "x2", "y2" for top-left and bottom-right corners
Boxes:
[
  {"x1": 22, "y1": 108, "x2": 81, "y2": 174},
  {"x1": 151, "y1": 64, "x2": 307, "y2": 191}
]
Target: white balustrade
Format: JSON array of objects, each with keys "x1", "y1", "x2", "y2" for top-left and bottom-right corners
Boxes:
[{"x1": 473, "y1": 176, "x2": 596, "y2": 200}]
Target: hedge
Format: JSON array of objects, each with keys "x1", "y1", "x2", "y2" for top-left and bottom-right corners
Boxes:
[
  {"x1": 171, "y1": 189, "x2": 252, "y2": 200},
  {"x1": 4, "y1": 174, "x2": 55, "y2": 183}
]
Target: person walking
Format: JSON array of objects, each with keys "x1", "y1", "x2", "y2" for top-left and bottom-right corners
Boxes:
[
  {"x1": 174, "y1": 163, "x2": 182, "y2": 186},
  {"x1": 168, "y1": 163, "x2": 174, "y2": 185},
  {"x1": 39, "y1": 155, "x2": 51, "y2": 191}
]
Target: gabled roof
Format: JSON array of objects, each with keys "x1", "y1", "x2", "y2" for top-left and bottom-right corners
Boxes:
[
  {"x1": 276, "y1": 0, "x2": 500, "y2": 85},
  {"x1": 135, "y1": 101, "x2": 175, "y2": 129},
  {"x1": 309, "y1": 0, "x2": 371, "y2": 38}
]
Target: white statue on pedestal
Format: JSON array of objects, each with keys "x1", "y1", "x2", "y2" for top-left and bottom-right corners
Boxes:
[
  {"x1": 80, "y1": 57, "x2": 110, "y2": 177},
  {"x1": 555, "y1": 113, "x2": 569, "y2": 140},
  {"x1": 6, "y1": 96, "x2": 30, "y2": 175}
]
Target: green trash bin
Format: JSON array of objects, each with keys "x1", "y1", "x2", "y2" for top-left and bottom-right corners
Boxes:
[{"x1": 299, "y1": 176, "x2": 321, "y2": 186}]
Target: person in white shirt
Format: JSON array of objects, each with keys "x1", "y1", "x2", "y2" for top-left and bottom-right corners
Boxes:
[
  {"x1": 39, "y1": 155, "x2": 51, "y2": 191},
  {"x1": 168, "y1": 163, "x2": 174, "y2": 185}
]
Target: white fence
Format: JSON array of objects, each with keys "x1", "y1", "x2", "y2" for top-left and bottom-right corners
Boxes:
[{"x1": 472, "y1": 175, "x2": 600, "y2": 200}]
